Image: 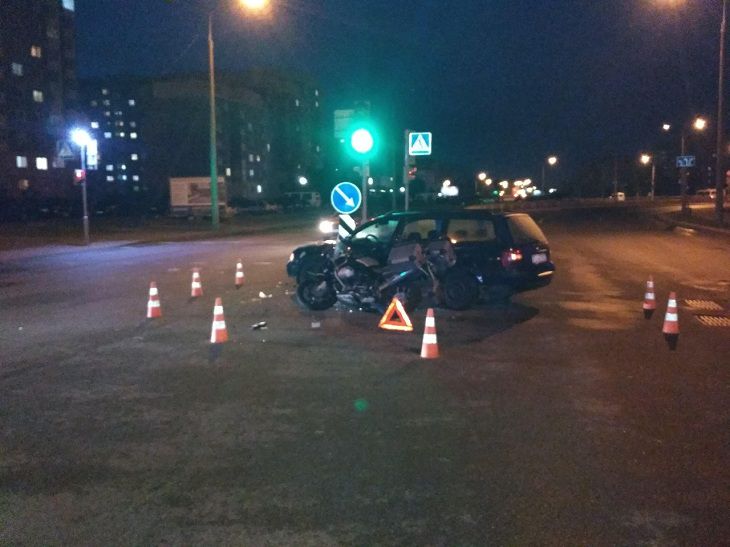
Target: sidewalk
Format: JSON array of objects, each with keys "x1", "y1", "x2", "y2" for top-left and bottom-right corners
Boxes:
[{"x1": 0, "y1": 211, "x2": 321, "y2": 259}]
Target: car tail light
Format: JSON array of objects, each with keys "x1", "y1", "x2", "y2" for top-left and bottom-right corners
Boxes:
[{"x1": 501, "y1": 248, "x2": 523, "y2": 267}]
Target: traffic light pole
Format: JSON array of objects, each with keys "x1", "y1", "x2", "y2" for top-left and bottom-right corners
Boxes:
[
  {"x1": 403, "y1": 129, "x2": 410, "y2": 211},
  {"x1": 361, "y1": 160, "x2": 369, "y2": 222}
]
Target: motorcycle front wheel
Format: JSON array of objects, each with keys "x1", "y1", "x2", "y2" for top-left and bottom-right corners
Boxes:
[{"x1": 296, "y1": 278, "x2": 337, "y2": 310}]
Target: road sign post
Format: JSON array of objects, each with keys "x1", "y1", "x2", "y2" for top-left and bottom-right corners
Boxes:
[{"x1": 403, "y1": 129, "x2": 411, "y2": 211}]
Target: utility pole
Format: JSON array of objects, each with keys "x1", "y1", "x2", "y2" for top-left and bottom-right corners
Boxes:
[
  {"x1": 208, "y1": 13, "x2": 220, "y2": 230},
  {"x1": 613, "y1": 158, "x2": 618, "y2": 197},
  {"x1": 680, "y1": 133, "x2": 690, "y2": 215}
]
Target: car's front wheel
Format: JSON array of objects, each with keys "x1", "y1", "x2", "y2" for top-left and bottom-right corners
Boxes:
[{"x1": 296, "y1": 278, "x2": 337, "y2": 310}]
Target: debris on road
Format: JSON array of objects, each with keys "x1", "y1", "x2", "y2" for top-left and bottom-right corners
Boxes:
[
  {"x1": 258, "y1": 291, "x2": 273, "y2": 299},
  {"x1": 311, "y1": 321, "x2": 321, "y2": 329},
  {"x1": 251, "y1": 321, "x2": 268, "y2": 330}
]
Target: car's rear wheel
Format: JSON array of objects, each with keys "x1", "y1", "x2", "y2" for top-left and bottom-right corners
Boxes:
[{"x1": 441, "y1": 267, "x2": 479, "y2": 310}]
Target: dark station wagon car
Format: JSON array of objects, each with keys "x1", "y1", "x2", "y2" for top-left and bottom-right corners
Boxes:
[{"x1": 287, "y1": 210, "x2": 555, "y2": 306}]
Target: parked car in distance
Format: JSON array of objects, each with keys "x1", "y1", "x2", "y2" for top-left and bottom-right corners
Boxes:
[
  {"x1": 284, "y1": 191, "x2": 322, "y2": 209},
  {"x1": 287, "y1": 209, "x2": 555, "y2": 306},
  {"x1": 609, "y1": 192, "x2": 626, "y2": 202}
]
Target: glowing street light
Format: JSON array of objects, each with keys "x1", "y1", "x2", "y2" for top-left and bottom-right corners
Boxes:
[
  {"x1": 542, "y1": 156, "x2": 558, "y2": 191},
  {"x1": 485, "y1": 178, "x2": 493, "y2": 186},
  {"x1": 694, "y1": 117, "x2": 708, "y2": 131},
  {"x1": 477, "y1": 172, "x2": 487, "y2": 182},
  {"x1": 662, "y1": 123, "x2": 672, "y2": 132},
  {"x1": 499, "y1": 180, "x2": 509, "y2": 189},
  {"x1": 298, "y1": 176, "x2": 308, "y2": 186},
  {"x1": 640, "y1": 153, "x2": 651, "y2": 165}
]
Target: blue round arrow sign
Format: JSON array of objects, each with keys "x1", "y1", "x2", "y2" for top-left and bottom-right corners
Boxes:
[{"x1": 331, "y1": 182, "x2": 362, "y2": 214}]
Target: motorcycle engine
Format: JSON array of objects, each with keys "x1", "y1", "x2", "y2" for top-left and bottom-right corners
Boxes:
[{"x1": 335, "y1": 262, "x2": 378, "y2": 304}]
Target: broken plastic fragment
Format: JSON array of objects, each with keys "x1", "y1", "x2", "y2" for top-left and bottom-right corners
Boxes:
[{"x1": 251, "y1": 321, "x2": 268, "y2": 330}]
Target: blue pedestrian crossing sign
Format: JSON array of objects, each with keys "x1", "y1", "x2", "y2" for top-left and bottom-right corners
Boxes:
[
  {"x1": 409, "y1": 132, "x2": 432, "y2": 156},
  {"x1": 331, "y1": 182, "x2": 362, "y2": 214}
]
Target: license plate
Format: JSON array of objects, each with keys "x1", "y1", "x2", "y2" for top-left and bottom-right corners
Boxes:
[{"x1": 532, "y1": 253, "x2": 547, "y2": 265}]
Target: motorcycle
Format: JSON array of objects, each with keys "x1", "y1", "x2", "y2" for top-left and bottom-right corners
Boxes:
[{"x1": 296, "y1": 237, "x2": 464, "y2": 312}]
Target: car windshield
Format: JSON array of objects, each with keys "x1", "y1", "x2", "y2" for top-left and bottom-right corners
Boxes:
[
  {"x1": 351, "y1": 218, "x2": 399, "y2": 242},
  {"x1": 507, "y1": 215, "x2": 549, "y2": 245}
]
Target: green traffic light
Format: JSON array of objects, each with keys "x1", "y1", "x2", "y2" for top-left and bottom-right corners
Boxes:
[{"x1": 351, "y1": 128, "x2": 374, "y2": 154}]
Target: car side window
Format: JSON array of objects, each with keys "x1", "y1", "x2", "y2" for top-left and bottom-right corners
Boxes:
[
  {"x1": 353, "y1": 219, "x2": 399, "y2": 241},
  {"x1": 400, "y1": 219, "x2": 439, "y2": 242},
  {"x1": 446, "y1": 218, "x2": 496, "y2": 243}
]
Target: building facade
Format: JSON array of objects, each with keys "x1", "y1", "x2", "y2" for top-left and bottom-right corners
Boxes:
[{"x1": 0, "y1": 0, "x2": 78, "y2": 214}]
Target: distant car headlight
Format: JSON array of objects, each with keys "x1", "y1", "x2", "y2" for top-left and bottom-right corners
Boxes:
[{"x1": 319, "y1": 219, "x2": 336, "y2": 234}]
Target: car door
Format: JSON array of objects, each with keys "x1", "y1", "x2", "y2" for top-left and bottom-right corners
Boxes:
[{"x1": 445, "y1": 216, "x2": 502, "y2": 282}]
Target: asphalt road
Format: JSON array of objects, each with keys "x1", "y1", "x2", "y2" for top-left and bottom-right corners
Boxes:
[{"x1": 1, "y1": 208, "x2": 729, "y2": 545}]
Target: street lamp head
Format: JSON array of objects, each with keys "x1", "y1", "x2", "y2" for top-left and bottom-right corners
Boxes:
[
  {"x1": 485, "y1": 178, "x2": 493, "y2": 186},
  {"x1": 640, "y1": 153, "x2": 652, "y2": 165},
  {"x1": 70, "y1": 128, "x2": 92, "y2": 147},
  {"x1": 547, "y1": 156, "x2": 558, "y2": 166},
  {"x1": 662, "y1": 123, "x2": 672, "y2": 132},
  {"x1": 693, "y1": 117, "x2": 707, "y2": 131},
  {"x1": 477, "y1": 172, "x2": 487, "y2": 181},
  {"x1": 240, "y1": 0, "x2": 269, "y2": 11},
  {"x1": 298, "y1": 176, "x2": 308, "y2": 186}
]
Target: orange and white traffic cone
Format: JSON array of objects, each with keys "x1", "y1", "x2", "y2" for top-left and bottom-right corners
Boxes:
[
  {"x1": 147, "y1": 282, "x2": 162, "y2": 319},
  {"x1": 210, "y1": 297, "x2": 228, "y2": 344},
  {"x1": 662, "y1": 291, "x2": 679, "y2": 350},
  {"x1": 420, "y1": 308, "x2": 439, "y2": 359},
  {"x1": 191, "y1": 268, "x2": 203, "y2": 298},
  {"x1": 643, "y1": 276, "x2": 656, "y2": 319},
  {"x1": 235, "y1": 260, "x2": 245, "y2": 289}
]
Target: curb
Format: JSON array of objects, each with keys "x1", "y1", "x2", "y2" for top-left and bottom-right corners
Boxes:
[{"x1": 653, "y1": 213, "x2": 730, "y2": 237}]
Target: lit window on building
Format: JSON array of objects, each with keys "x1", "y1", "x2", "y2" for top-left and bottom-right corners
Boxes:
[
  {"x1": 102, "y1": 88, "x2": 109, "y2": 95},
  {"x1": 62, "y1": 0, "x2": 75, "y2": 12},
  {"x1": 11, "y1": 63, "x2": 23, "y2": 76},
  {"x1": 16, "y1": 156, "x2": 28, "y2": 168},
  {"x1": 256, "y1": 184, "x2": 262, "y2": 193},
  {"x1": 266, "y1": 143, "x2": 271, "y2": 152},
  {"x1": 249, "y1": 169, "x2": 255, "y2": 178},
  {"x1": 315, "y1": 101, "x2": 319, "y2": 108},
  {"x1": 225, "y1": 167, "x2": 231, "y2": 176},
  {"x1": 129, "y1": 121, "x2": 137, "y2": 128},
  {"x1": 130, "y1": 132, "x2": 138, "y2": 139},
  {"x1": 128, "y1": 99, "x2": 136, "y2": 106},
  {"x1": 247, "y1": 122, "x2": 253, "y2": 131},
  {"x1": 30, "y1": 46, "x2": 42, "y2": 58},
  {"x1": 256, "y1": 155, "x2": 261, "y2": 162},
  {"x1": 121, "y1": 164, "x2": 127, "y2": 170},
  {"x1": 104, "y1": 111, "x2": 111, "y2": 117},
  {"x1": 115, "y1": 121, "x2": 124, "y2": 127},
  {"x1": 122, "y1": 175, "x2": 128, "y2": 181},
  {"x1": 90, "y1": 100, "x2": 98, "y2": 107},
  {"x1": 316, "y1": 145, "x2": 320, "y2": 152},
  {"x1": 315, "y1": 89, "x2": 319, "y2": 97},
  {"x1": 91, "y1": 121, "x2": 99, "y2": 129},
  {"x1": 106, "y1": 175, "x2": 114, "y2": 182},
  {"x1": 103, "y1": 99, "x2": 110, "y2": 106},
  {"x1": 295, "y1": 99, "x2": 300, "y2": 107},
  {"x1": 104, "y1": 132, "x2": 112, "y2": 138},
  {"x1": 133, "y1": 175, "x2": 140, "y2": 182},
  {"x1": 119, "y1": 132, "x2": 125, "y2": 138},
  {"x1": 33, "y1": 90, "x2": 44, "y2": 103},
  {"x1": 36, "y1": 157, "x2": 48, "y2": 170},
  {"x1": 131, "y1": 154, "x2": 138, "y2": 161},
  {"x1": 106, "y1": 165, "x2": 114, "y2": 171},
  {"x1": 18, "y1": 179, "x2": 30, "y2": 191},
  {"x1": 248, "y1": 153, "x2": 254, "y2": 162}
]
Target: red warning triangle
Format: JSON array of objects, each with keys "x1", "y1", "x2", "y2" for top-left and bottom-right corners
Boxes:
[{"x1": 378, "y1": 296, "x2": 414, "y2": 332}]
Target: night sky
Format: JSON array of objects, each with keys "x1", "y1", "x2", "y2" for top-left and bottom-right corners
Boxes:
[{"x1": 76, "y1": 0, "x2": 724, "y2": 180}]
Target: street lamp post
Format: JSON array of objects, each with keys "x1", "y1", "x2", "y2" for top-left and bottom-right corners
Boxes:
[
  {"x1": 208, "y1": 13, "x2": 219, "y2": 229},
  {"x1": 71, "y1": 128, "x2": 91, "y2": 245},
  {"x1": 208, "y1": 0, "x2": 269, "y2": 230},
  {"x1": 542, "y1": 156, "x2": 558, "y2": 191},
  {"x1": 716, "y1": 0, "x2": 728, "y2": 224},
  {"x1": 640, "y1": 153, "x2": 656, "y2": 200}
]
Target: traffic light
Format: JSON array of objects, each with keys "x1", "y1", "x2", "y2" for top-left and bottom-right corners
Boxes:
[{"x1": 346, "y1": 122, "x2": 378, "y2": 160}]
